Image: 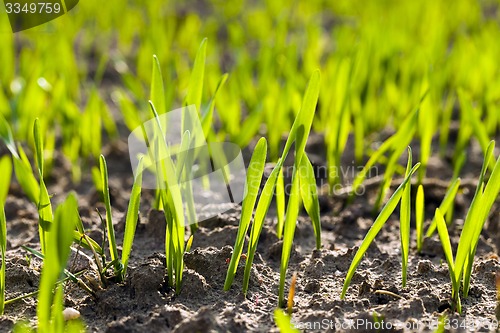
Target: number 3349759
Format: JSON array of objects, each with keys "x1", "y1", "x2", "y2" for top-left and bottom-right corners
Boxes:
[{"x1": 5, "y1": 2, "x2": 62, "y2": 14}]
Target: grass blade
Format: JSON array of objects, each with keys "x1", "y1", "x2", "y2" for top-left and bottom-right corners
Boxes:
[
  {"x1": 37, "y1": 193, "x2": 79, "y2": 333},
  {"x1": 0, "y1": 205, "x2": 6, "y2": 315},
  {"x1": 0, "y1": 156, "x2": 12, "y2": 206},
  {"x1": 425, "y1": 178, "x2": 461, "y2": 237},
  {"x1": 99, "y1": 155, "x2": 121, "y2": 275},
  {"x1": 151, "y1": 55, "x2": 166, "y2": 115},
  {"x1": 298, "y1": 154, "x2": 321, "y2": 250},
  {"x1": 243, "y1": 159, "x2": 282, "y2": 294},
  {"x1": 400, "y1": 147, "x2": 412, "y2": 287},
  {"x1": 279, "y1": 175, "x2": 301, "y2": 307},
  {"x1": 276, "y1": 167, "x2": 285, "y2": 239},
  {"x1": 185, "y1": 38, "x2": 207, "y2": 113},
  {"x1": 224, "y1": 137, "x2": 267, "y2": 290},
  {"x1": 341, "y1": 162, "x2": 420, "y2": 299},
  {"x1": 121, "y1": 157, "x2": 144, "y2": 279},
  {"x1": 416, "y1": 184, "x2": 424, "y2": 253}
]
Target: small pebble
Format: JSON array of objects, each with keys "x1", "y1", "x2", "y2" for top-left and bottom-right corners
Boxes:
[{"x1": 63, "y1": 307, "x2": 80, "y2": 321}]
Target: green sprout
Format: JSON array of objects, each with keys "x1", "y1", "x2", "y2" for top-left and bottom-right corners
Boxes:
[
  {"x1": 0, "y1": 155, "x2": 12, "y2": 315},
  {"x1": 435, "y1": 140, "x2": 500, "y2": 313},
  {"x1": 342, "y1": 148, "x2": 420, "y2": 298}
]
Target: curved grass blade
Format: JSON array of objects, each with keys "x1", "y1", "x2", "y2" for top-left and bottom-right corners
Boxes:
[
  {"x1": 276, "y1": 167, "x2": 285, "y2": 239},
  {"x1": 425, "y1": 178, "x2": 461, "y2": 237},
  {"x1": 151, "y1": 55, "x2": 166, "y2": 115},
  {"x1": 298, "y1": 154, "x2": 321, "y2": 250},
  {"x1": 416, "y1": 184, "x2": 424, "y2": 253},
  {"x1": 37, "y1": 193, "x2": 79, "y2": 333},
  {"x1": 341, "y1": 162, "x2": 420, "y2": 299},
  {"x1": 242, "y1": 159, "x2": 283, "y2": 294},
  {"x1": 99, "y1": 155, "x2": 121, "y2": 275},
  {"x1": 400, "y1": 147, "x2": 412, "y2": 287},
  {"x1": 435, "y1": 208, "x2": 461, "y2": 313},
  {"x1": 274, "y1": 308, "x2": 300, "y2": 333},
  {"x1": 185, "y1": 38, "x2": 207, "y2": 113},
  {"x1": 224, "y1": 137, "x2": 267, "y2": 290},
  {"x1": 279, "y1": 175, "x2": 301, "y2": 307},
  {"x1": 202, "y1": 73, "x2": 228, "y2": 137},
  {"x1": 121, "y1": 157, "x2": 144, "y2": 279},
  {"x1": 0, "y1": 156, "x2": 12, "y2": 206}
]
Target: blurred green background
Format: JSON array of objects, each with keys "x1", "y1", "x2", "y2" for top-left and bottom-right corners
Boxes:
[{"x1": 0, "y1": 0, "x2": 499, "y2": 185}]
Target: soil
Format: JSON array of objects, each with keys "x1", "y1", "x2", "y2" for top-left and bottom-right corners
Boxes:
[{"x1": 1, "y1": 130, "x2": 500, "y2": 333}]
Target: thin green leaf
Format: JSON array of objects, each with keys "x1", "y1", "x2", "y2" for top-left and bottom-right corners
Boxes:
[
  {"x1": 121, "y1": 157, "x2": 144, "y2": 278},
  {"x1": 224, "y1": 137, "x2": 267, "y2": 290},
  {"x1": 416, "y1": 184, "x2": 424, "y2": 253},
  {"x1": 400, "y1": 147, "x2": 412, "y2": 287},
  {"x1": 298, "y1": 154, "x2": 321, "y2": 250},
  {"x1": 341, "y1": 163, "x2": 420, "y2": 299},
  {"x1": 185, "y1": 38, "x2": 207, "y2": 113},
  {"x1": 425, "y1": 178, "x2": 461, "y2": 237}
]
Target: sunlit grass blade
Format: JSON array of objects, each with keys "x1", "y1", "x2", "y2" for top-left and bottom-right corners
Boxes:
[
  {"x1": 202, "y1": 73, "x2": 228, "y2": 137},
  {"x1": 37, "y1": 193, "x2": 79, "y2": 333},
  {"x1": 99, "y1": 155, "x2": 122, "y2": 275},
  {"x1": 34, "y1": 119, "x2": 53, "y2": 255},
  {"x1": 185, "y1": 38, "x2": 207, "y2": 113},
  {"x1": 279, "y1": 175, "x2": 301, "y2": 307},
  {"x1": 0, "y1": 115, "x2": 10, "y2": 316},
  {"x1": 453, "y1": 141, "x2": 494, "y2": 290},
  {"x1": 435, "y1": 207, "x2": 461, "y2": 313},
  {"x1": 282, "y1": 70, "x2": 321, "y2": 164},
  {"x1": 462, "y1": 142, "x2": 500, "y2": 297},
  {"x1": 274, "y1": 308, "x2": 300, "y2": 333},
  {"x1": 425, "y1": 178, "x2": 461, "y2": 237},
  {"x1": 400, "y1": 147, "x2": 412, "y2": 287},
  {"x1": 121, "y1": 157, "x2": 144, "y2": 279},
  {"x1": 224, "y1": 137, "x2": 267, "y2": 290},
  {"x1": 298, "y1": 154, "x2": 321, "y2": 250},
  {"x1": 0, "y1": 156, "x2": 12, "y2": 206},
  {"x1": 243, "y1": 159, "x2": 283, "y2": 294},
  {"x1": 0, "y1": 204, "x2": 6, "y2": 315},
  {"x1": 341, "y1": 162, "x2": 420, "y2": 299},
  {"x1": 151, "y1": 55, "x2": 166, "y2": 115},
  {"x1": 276, "y1": 167, "x2": 285, "y2": 239},
  {"x1": 416, "y1": 184, "x2": 424, "y2": 253}
]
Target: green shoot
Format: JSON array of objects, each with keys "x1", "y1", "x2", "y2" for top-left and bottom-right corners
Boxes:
[
  {"x1": 37, "y1": 193, "x2": 80, "y2": 333},
  {"x1": 99, "y1": 155, "x2": 122, "y2": 277},
  {"x1": 224, "y1": 137, "x2": 268, "y2": 291},
  {"x1": 34, "y1": 119, "x2": 53, "y2": 255},
  {"x1": 274, "y1": 308, "x2": 300, "y2": 333},
  {"x1": 0, "y1": 152, "x2": 9, "y2": 316},
  {"x1": 341, "y1": 152, "x2": 420, "y2": 299},
  {"x1": 121, "y1": 157, "x2": 144, "y2": 279},
  {"x1": 415, "y1": 184, "x2": 424, "y2": 253},
  {"x1": 400, "y1": 147, "x2": 413, "y2": 287},
  {"x1": 435, "y1": 207, "x2": 461, "y2": 313},
  {"x1": 425, "y1": 178, "x2": 461, "y2": 237}
]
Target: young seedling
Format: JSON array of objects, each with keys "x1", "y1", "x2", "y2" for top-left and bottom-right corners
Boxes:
[
  {"x1": 435, "y1": 140, "x2": 500, "y2": 313},
  {"x1": 37, "y1": 193, "x2": 81, "y2": 333},
  {"x1": 415, "y1": 184, "x2": 424, "y2": 253},
  {"x1": 341, "y1": 149, "x2": 420, "y2": 298},
  {"x1": 224, "y1": 70, "x2": 322, "y2": 304},
  {"x1": 0, "y1": 156, "x2": 11, "y2": 315}
]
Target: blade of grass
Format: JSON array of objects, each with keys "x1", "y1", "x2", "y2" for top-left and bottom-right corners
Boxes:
[
  {"x1": 224, "y1": 137, "x2": 267, "y2": 290},
  {"x1": 37, "y1": 193, "x2": 79, "y2": 333},
  {"x1": 121, "y1": 157, "x2": 144, "y2": 279},
  {"x1": 400, "y1": 147, "x2": 412, "y2": 287},
  {"x1": 425, "y1": 178, "x2": 461, "y2": 237},
  {"x1": 416, "y1": 184, "x2": 424, "y2": 253},
  {"x1": 298, "y1": 154, "x2": 321, "y2": 250},
  {"x1": 99, "y1": 155, "x2": 122, "y2": 276},
  {"x1": 341, "y1": 162, "x2": 420, "y2": 299},
  {"x1": 242, "y1": 159, "x2": 283, "y2": 294}
]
